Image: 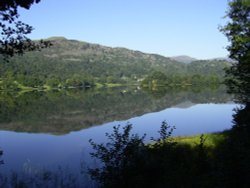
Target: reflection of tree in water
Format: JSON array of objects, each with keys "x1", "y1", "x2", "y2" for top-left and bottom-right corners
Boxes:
[
  {"x1": 0, "y1": 148, "x2": 3, "y2": 166},
  {"x1": 0, "y1": 166, "x2": 96, "y2": 188},
  {"x1": 0, "y1": 86, "x2": 233, "y2": 134},
  {"x1": 143, "y1": 84, "x2": 233, "y2": 104},
  {"x1": 0, "y1": 151, "x2": 97, "y2": 188}
]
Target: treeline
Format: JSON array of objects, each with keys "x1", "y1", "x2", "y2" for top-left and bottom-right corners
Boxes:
[
  {"x1": 141, "y1": 71, "x2": 223, "y2": 88},
  {"x1": 0, "y1": 73, "x2": 97, "y2": 90}
]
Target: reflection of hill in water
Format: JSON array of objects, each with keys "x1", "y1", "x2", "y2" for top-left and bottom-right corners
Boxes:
[
  {"x1": 0, "y1": 86, "x2": 233, "y2": 134},
  {"x1": 172, "y1": 101, "x2": 195, "y2": 109}
]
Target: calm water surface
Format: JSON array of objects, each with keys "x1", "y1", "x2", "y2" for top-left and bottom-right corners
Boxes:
[{"x1": 0, "y1": 86, "x2": 237, "y2": 186}]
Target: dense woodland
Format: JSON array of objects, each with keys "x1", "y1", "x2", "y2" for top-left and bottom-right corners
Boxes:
[{"x1": 0, "y1": 37, "x2": 231, "y2": 90}]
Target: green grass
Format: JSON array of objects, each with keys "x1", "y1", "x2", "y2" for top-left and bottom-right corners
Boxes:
[{"x1": 173, "y1": 131, "x2": 228, "y2": 148}]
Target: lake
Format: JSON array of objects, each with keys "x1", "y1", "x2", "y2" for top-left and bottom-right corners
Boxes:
[{"x1": 0, "y1": 86, "x2": 237, "y2": 187}]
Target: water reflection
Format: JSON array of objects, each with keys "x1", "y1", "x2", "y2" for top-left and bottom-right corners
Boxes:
[
  {"x1": 0, "y1": 86, "x2": 237, "y2": 187},
  {"x1": 0, "y1": 86, "x2": 233, "y2": 134},
  {"x1": 0, "y1": 148, "x2": 3, "y2": 166}
]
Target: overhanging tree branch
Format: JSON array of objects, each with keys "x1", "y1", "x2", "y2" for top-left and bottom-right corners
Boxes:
[{"x1": 0, "y1": 0, "x2": 51, "y2": 57}]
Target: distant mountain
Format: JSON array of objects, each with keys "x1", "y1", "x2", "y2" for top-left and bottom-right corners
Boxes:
[
  {"x1": 173, "y1": 101, "x2": 195, "y2": 109},
  {"x1": 170, "y1": 55, "x2": 197, "y2": 64}
]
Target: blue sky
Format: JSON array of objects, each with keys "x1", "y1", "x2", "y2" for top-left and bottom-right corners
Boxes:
[{"x1": 19, "y1": 0, "x2": 230, "y2": 59}]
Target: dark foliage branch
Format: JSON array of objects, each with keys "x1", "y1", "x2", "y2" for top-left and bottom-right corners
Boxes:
[
  {"x1": 221, "y1": 0, "x2": 250, "y2": 61},
  {"x1": 150, "y1": 120, "x2": 176, "y2": 147},
  {"x1": 0, "y1": 0, "x2": 51, "y2": 57},
  {"x1": 88, "y1": 122, "x2": 179, "y2": 187},
  {"x1": 88, "y1": 124, "x2": 146, "y2": 186}
]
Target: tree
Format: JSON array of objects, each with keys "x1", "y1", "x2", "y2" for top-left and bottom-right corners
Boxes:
[
  {"x1": 88, "y1": 124, "x2": 146, "y2": 187},
  {"x1": 141, "y1": 71, "x2": 169, "y2": 87},
  {"x1": 217, "y1": 1, "x2": 250, "y2": 187},
  {"x1": 221, "y1": 0, "x2": 250, "y2": 102},
  {"x1": 0, "y1": 0, "x2": 51, "y2": 57}
]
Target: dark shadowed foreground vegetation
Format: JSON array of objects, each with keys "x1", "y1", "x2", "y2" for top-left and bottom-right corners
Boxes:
[{"x1": 87, "y1": 109, "x2": 249, "y2": 188}]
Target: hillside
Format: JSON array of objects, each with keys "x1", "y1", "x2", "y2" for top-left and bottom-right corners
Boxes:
[
  {"x1": 170, "y1": 55, "x2": 197, "y2": 64},
  {"x1": 0, "y1": 37, "x2": 231, "y2": 88}
]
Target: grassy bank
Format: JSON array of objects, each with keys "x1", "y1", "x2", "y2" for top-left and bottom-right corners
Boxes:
[{"x1": 173, "y1": 131, "x2": 228, "y2": 148}]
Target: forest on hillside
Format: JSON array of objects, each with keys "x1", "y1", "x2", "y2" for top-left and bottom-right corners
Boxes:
[{"x1": 0, "y1": 38, "x2": 231, "y2": 90}]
